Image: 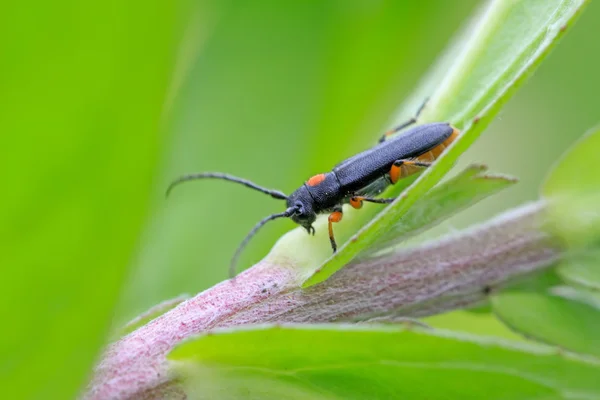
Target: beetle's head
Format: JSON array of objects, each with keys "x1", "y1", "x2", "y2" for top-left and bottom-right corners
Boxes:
[{"x1": 287, "y1": 186, "x2": 316, "y2": 234}]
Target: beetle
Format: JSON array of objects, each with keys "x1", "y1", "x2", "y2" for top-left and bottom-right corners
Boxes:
[{"x1": 167, "y1": 101, "x2": 459, "y2": 277}]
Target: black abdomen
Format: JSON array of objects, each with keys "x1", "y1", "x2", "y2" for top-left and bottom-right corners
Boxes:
[{"x1": 333, "y1": 123, "x2": 453, "y2": 193}]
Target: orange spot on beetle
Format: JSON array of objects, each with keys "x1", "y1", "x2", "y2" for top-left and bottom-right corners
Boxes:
[{"x1": 307, "y1": 173, "x2": 326, "y2": 186}]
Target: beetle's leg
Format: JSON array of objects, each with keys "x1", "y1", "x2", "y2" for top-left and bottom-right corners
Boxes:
[
  {"x1": 328, "y1": 207, "x2": 344, "y2": 252},
  {"x1": 378, "y1": 97, "x2": 429, "y2": 143},
  {"x1": 350, "y1": 196, "x2": 395, "y2": 209},
  {"x1": 390, "y1": 159, "x2": 433, "y2": 184}
]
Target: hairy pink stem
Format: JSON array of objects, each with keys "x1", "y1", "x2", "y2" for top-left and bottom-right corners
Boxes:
[{"x1": 85, "y1": 200, "x2": 561, "y2": 399}]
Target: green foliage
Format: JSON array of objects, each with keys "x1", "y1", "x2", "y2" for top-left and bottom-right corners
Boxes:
[
  {"x1": 169, "y1": 324, "x2": 600, "y2": 400},
  {"x1": 0, "y1": 2, "x2": 178, "y2": 399},
  {"x1": 492, "y1": 291, "x2": 600, "y2": 357},
  {"x1": 558, "y1": 249, "x2": 600, "y2": 291},
  {"x1": 543, "y1": 125, "x2": 600, "y2": 249}
]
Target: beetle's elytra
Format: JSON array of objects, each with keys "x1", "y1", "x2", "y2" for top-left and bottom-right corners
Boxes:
[{"x1": 167, "y1": 100, "x2": 459, "y2": 277}]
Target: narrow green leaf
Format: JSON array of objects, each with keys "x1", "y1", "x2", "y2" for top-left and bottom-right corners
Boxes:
[
  {"x1": 423, "y1": 311, "x2": 526, "y2": 342},
  {"x1": 492, "y1": 291, "x2": 600, "y2": 357},
  {"x1": 363, "y1": 164, "x2": 517, "y2": 256},
  {"x1": 542, "y1": 125, "x2": 600, "y2": 249},
  {"x1": 169, "y1": 325, "x2": 600, "y2": 400},
  {"x1": 300, "y1": 0, "x2": 588, "y2": 286},
  {"x1": 504, "y1": 269, "x2": 564, "y2": 293},
  {"x1": 0, "y1": 2, "x2": 177, "y2": 398}
]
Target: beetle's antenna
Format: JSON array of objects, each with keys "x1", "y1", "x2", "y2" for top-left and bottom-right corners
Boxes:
[
  {"x1": 166, "y1": 172, "x2": 288, "y2": 200},
  {"x1": 230, "y1": 206, "x2": 297, "y2": 278}
]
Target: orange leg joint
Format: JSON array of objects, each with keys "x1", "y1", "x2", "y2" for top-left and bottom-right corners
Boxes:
[
  {"x1": 349, "y1": 196, "x2": 364, "y2": 209},
  {"x1": 328, "y1": 210, "x2": 343, "y2": 252},
  {"x1": 389, "y1": 163, "x2": 402, "y2": 184},
  {"x1": 389, "y1": 160, "x2": 433, "y2": 184}
]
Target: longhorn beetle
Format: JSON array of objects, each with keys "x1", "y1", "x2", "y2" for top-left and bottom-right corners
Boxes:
[{"x1": 167, "y1": 101, "x2": 460, "y2": 277}]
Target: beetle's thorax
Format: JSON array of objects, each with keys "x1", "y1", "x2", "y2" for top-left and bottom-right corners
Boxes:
[
  {"x1": 287, "y1": 172, "x2": 344, "y2": 228},
  {"x1": 303, "y1": 172, "x2": 343, "y2": 211}
]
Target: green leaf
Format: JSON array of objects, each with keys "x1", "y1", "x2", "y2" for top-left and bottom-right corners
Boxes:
[
  {"x1": 504, "y1": 269, "x2": 564, "y2": 293},
  {"x1": 0, "y1": 2, "x2": 177, "y2": 399},
  {"x1": 552, "y1": 285, "x2": 600, "y2": 308},
  {"x1": 169, "y1": 324, "x2": 600, "y2": 400},
  {"x1": 300, "y1": 0, "x2": 588, "y2": 286},
  {"x1": 543, "y1": 125, "x2": 600, "y2": 197},
  {"x1": 542, "y1": 125, "x2": 600, "y2": 249},
  {"x1": 558, "y1": 249, "x2": 600, "y2": 291},
  {"x1": 363, "y1": 164, "x2": 517, "y2": 256},
  {"x1": 423, "y1": 311, "x2": 526, "y2": 342},
  {"x1": 492, "y1": 291, "x2": 600, "y2": 358}
]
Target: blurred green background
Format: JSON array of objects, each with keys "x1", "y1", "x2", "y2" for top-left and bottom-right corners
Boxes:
[{"x1": 1, "y1": 1, "x2": 598, "y2": 398}]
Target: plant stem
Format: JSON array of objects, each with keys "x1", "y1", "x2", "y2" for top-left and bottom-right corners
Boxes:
[{"x1": 84, "y1": 200, "x2": 561, "y2": 399}]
